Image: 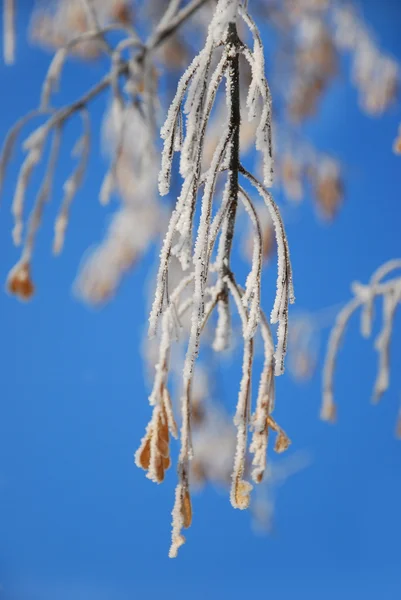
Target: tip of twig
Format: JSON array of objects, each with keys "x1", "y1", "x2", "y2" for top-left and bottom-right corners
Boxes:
[{"x1": 320, "y1": 401, "x2": 337, "y2": 424}]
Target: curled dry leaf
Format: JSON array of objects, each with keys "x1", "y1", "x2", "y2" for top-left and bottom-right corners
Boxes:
[
  {"x1": 182, "y1": 489, "x2": 192, "y2": 529},
  {"x1": 7, "y1": 261, "x2": 35, "y2": 301},
  {"x1": 135, "y1": 401, "x2": 173, "y2": 484},
  {"x1": 266, "y1": 415, "x2": 291, "y2": 453}
]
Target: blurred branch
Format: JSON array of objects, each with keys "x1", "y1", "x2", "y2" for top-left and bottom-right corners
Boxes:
[
  {"x1": 322, "y1": 260, "x2": 401, "y2": 428},
  {"x1": 3, "y1": 0, "x2": 15, "y2": 64}
]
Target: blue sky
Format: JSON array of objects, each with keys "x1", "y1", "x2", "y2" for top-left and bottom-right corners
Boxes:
[{"x1": 0, "y1": 2, "x2": 401, "y2": 599}]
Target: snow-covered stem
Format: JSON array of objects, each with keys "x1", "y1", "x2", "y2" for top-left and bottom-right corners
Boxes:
[
  {"x1": 249, "y1": 316, "x2": 275, "y2": 484},
  {"x1": 53, "y1": 109, "x2": 91, "y2": 255},
  {"x1": 212, "y1": 22, "x2": 242, "y2": 354},
  {"x1": 225, "y1": 273, "x2": 254, "y2": 510},
  {"x1": 22, "y1": 126, "x2": 62, "y2": 263},
  {"x1": 239, "y1": 7, "x2": 274, "y2": 186},
  {"x1": 238, "y1": 185, "x2": 263, "y2": 340},
  {"x1": 11, "y1": 139, "x2": 44, "y2": 247},
  {"x1": 239, "y1": 165, "x2": 294, "y2": 375},
  {"x1": 218, "y1": 23, "x2": 241, "y2": 272}
]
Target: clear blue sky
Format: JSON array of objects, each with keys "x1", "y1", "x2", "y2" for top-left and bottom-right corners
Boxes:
[{"x1": 0, "y1": 2, "x2": 401, "y2": 599}]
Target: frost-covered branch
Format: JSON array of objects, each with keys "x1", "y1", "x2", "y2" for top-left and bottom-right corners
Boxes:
[{"x1": 135, "y1": 0, "x2": 294, "y2": 558}]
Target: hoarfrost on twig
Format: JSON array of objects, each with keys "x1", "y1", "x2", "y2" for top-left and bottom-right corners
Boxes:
[{"x1": 137, "y1": 0, "x2": 294, "y2": 557}]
